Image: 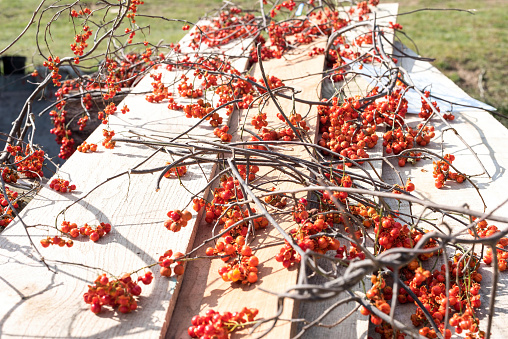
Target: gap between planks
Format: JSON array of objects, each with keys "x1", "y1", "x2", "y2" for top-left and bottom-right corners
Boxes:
[{"x1": 299, "y1": 4, "x2": 398, "y2": 339}]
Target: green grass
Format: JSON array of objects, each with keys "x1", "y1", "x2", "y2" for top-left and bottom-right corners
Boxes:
[
  {"x1": 1, "y1": 1, "x2": 506, "y2": 123},
  {"x1": 0, "y1": 0, "x2": 253, "y2": 69},
  {"x1": 396, "y1": 0, "x2": 508, "y2": 123}
]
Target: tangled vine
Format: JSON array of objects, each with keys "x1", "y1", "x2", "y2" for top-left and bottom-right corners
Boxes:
[{"x1": 0, "y1": 1, "x2": 503, "y2": 339}]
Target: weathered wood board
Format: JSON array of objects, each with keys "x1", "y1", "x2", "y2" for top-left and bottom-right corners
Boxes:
[
  {"x1": 378, "y1": 41, "x2": 508, "y2": 337},
  {"x1": 321, "y1": 3, "x2": 399, "y2": 183},
  {"x1": 4, "y1": 4, "x2": 504, "y2": 339},
  {"x1": 297, "y1": 5, "x2": 398, "y2": 339},
  {"x1": 0, "y1": 25, "x2": 252, "y2": 338},
  {"x1": 167, "y1": 35, "x2": 329, "y2": 338}
]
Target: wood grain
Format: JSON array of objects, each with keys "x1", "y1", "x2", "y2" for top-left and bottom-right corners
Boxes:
[
  {"x1": 167, "y1": 36, "x2": 329, "y2": 339},
  {"x1": 0, "y1": 25, "x2": 252, "y2": 339},
  {"x1": 298, "y1": 5, "x2": 398, "y2": 339},
  {"x1": 380, "y1": 41, "x2": 508, "y2": 338}
]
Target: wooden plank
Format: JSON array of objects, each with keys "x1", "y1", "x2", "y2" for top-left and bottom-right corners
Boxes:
[
  {"x1": 0, "y1": 25, "x2": 252, "y2": 338},
  {"x1": 380, "y1": 41, "x2": 508, "y2": 337},
  {"x1": 167, "y1": 36, "x2": 329, "y2": 338},
  {"x1": 296, "y1": 5, "x2": 398, "y2": 338},
  {"x1": 321, "y1": 3, "x2": 399, "y2": 182},
  {"x1": 168, "y1": 6, "x2": 398, "y2": 338}
]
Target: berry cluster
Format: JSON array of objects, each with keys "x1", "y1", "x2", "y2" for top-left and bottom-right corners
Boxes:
[
  {"x1": 414, "y1": 124, "x2": 436, "y2": 147},
  {"x1": 279, "y1": 112, "x2": 310, "y2": 132},
  {"x1": 70, "y1": 7, "x2": 91, "y2": 18},
  {"x1": 84, "y1": 272, "x2": 153, "y2": 314},
  {"x1": 374, "y1": 216, "x2": 440, "y2": 259},
  {"x1": 159, "y1": 249, "x2": 185, "y2": 277},
  {"x1": 102, "y1": 129, "x2": 116, "y2": 149},
  {"x1": 317, "y1": 97, "x2": 376, "y2": 163},
  {"x1": 14, "y1": 146, "x2": 45, "y2": 178},
  {"x1": 42, "y1": 55, "x2": 62, "y2": 86},
  {"x1": 257, "y1": 75, "x2": 285, "y2": 94},
  {"x1": 356, "y1": 0, "x2": 377, "y2": 15},
  {"x1": 277, "y1": 204, "x2": 344, "y2": 269},
  {"x1": 81, "y1": 93, "x2": 93, "y2": 110},
  {"x1": 193, "y1": 175, "x2": 269, "y2": 285},
  {"x1": 190, "y1": 9, "x2": 258, "y2": 50},
  {"x1": 288, "y1": 218, "x2": 341, "y2": 262},
  {"x1": 276, "y1": 242, "x2": 301, "y2": 269},
  {"x1": 1, "y1": 166, "x2": 19, "y2": 183},
  {"x1": 0, "y1": 186, "x2": 19, "y2": 210},
  {"x1": 121, "y1": 105, "x2": 129, "y2": 114},
  {"x1": 319, "y1": 174, "x2": 352, "y2": 203},
  {"x1": 400, "y1": 254, "x2": 483, "y2": 338},
  {"x1": 0, "y1": 215, "x2": 13, "y2": 228},
  {"x1": 251, "y1": 113, "x2": 268, "y2": 130},
  {"x1": 217, "y1": 249, "x2": 259, "y2": 285},
  {"x1": 77, "y1": 115, "x2": 89, "y2": 131},
  {"x1": 123, "y1": 26, "x2": 138, "y2": 44},
  {"x1": 206, "y1": 235, "x2": 260, "y2": 285},
  {"x1": 248, "y1": 127, "x2": 296, "y2": 151},
  {"x1": 213, "y1": 126, "x2": 233, "y2": 142},
  {"x1": 362, "y1": 275, "x2": 394, "y2": 329},
  {"x1": 355, "y1": 32, "x2": 373, "y2": 47},
  {"x1": 145, "y1": 73, "x2": 170, "y2": 103},
  {"x1": 192, "y1": 198, "x2": 206, "y2": 212},
  {"x1": 59, "y1": 137, "x2": 75, "y2": 159},
  {"x1": 49, "y1": 178, "x2": 77, "y2": 193},
  {"x1": 382, "y1": 127, "x2": 416, "y2": 156},
  {"x1": 264, "y1": 189, "x2": 288, "y2": 208},
  {"x1": 388, "y1": 21, "x2": 403, "y2": 30},
  {"x1": 77, "y1": 141, "x2": 98, "y2": 153},
  {"x1": 398, "y1": 150, "x2": 423, "y2": 167},
  {"x1": 308, "y1": 46, "x2": 325, "y2": 57},
  {"x1": 163, "y1": 164, "x2": 187, "y2": 178},
  {"x1": 374, "y1": 88, "x2": 408, "y2": 127},
  {"x1": 215, "y1": 76, "x2": 255, "y2": 114},
  {"x1": 167, "y1": 96, "x2": 184, "y2": 110},
  {"x1": 470, "y1": 219, "x2": 508, "y2": 270},
  {"x1": 419, "y1": 91, "x2": 440, "y2": 120},
  {"x1": 392, "y1": 179, "x2": 415, "y2": 194},
  {"x1": 443, "y1": 112, "x2": 455, "y2": 121},
  {"x1": 187, "y1": 307, "x2": 259, "y2": 338},
  {"x1": 40, "y1": 236, "x2": 74, "y2": 248},
  {"x1": 97, "y1": 102, "x2": 118, "y2": 124},
  {"x1": 49, "y1": 104, "x2": 75, "y2": 159},
  {"x1": 6, "y1": 144, "x2": 21, "y2": 156},
  {"x1": 70, "y1": 24, "x2": 92, "y2": 60},
  {"x1": 433, "y1": 154, "x2": 465, "y2": 189},
  {"x1": 164, "y1": 209, "x2": 192, "y2": 232},
  {"x1": 291, "y1": 201, "x2": 309, "y2": 224},
  {"x1": 183, "y1": 99, "x2": 215, "y2": 121},
  {"x1": 178, "y1": 75, "x2": 203, "y2": 98},
  {"x1": 60, "y1": 221, "x2": 112, "y2": 242},
  {"x1": 349, "y1": 203, "x2": 377, "y2": 229}
]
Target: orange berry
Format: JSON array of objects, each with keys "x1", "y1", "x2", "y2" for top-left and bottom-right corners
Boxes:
[
  {"x1": 174, "y1": 264, "x2": 185, "y2": 275},
  {"x1": 160, "y1": 266, "x2": 172, "y2": 277},
  {"x1": 181, "y1": 210, "x2": 192, "y2": 221},
  {"x1": 248, "y1": 256, "x2": 259, "y2": 267},
  {"x1": 247, "y1": 272, "x2": 258, "y2": 284}
]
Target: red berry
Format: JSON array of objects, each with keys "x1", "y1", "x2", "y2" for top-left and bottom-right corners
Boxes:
[
  {"x1": 89, "y1": 232, "x2": 100, "y2": 242},
  {"x1": 91, "y1": 303, "x2": 101, "y2": 314}
]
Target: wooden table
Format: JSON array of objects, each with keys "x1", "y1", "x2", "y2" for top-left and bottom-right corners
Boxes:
[{"x1": 1, "y1": 4, "x2": 506, "y2": 339}]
